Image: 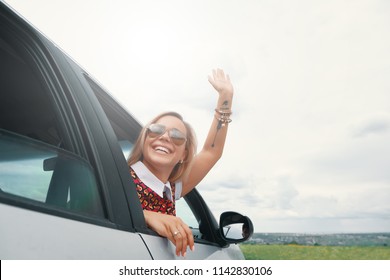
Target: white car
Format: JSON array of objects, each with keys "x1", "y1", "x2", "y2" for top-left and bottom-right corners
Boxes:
[{"x1": 0, "y1": 1, "x2": 253, "y2": 259}]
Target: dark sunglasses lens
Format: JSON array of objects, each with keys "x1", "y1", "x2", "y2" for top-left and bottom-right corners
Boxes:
[
  {"x1": 171, "y1": 137, "x2": 186, "y2": 146},
  {"x1": 148, "y1": 124, "x2": 165, "y2": 138},
  {"x1": 169, "y1": 129, "x2": 187, "y2": 146}
]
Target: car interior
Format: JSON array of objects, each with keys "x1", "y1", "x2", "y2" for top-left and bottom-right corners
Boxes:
[{"x1": 0, "y1": 34, "x2": 61, "y2": 147}]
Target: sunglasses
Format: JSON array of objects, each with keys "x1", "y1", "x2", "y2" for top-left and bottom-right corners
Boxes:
[{"x1": 147, "y1": 123, "x2": 187, "y2": 146}]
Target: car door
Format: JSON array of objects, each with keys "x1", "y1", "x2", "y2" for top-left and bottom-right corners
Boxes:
[{"x1": 0, "y1": 2, "x2": 151, "y2": 259}]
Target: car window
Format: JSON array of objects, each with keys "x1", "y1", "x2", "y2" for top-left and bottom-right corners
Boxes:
[
  {"x1": 119, "y1": 140, "x2": 134, "y2": 160},
  {"x1": 176, "y1": 198, "x2": 204, "y2": 240},
  {"x1": 0, "y1": 36, "x2": 61, "y2": 147},
  {"x1": 0, "y1": 21, "x2": 105, "y2": 218},
  {"x1": 0, "y1": 131, "x2": 53, "y2": 202},
  {"x1": 0, "y1": 129, "x2": 104, "y2": 217}
]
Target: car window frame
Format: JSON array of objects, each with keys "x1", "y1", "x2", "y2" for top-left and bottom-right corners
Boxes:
[
  {"x1": 0, "y1": 3, "x2": 135, "y2": 231},
  {"x1": 78, "y1": 72, "x2": 149, "y2": 231},
  {"x1": 43, "y1": 43, "x2": 145, "y2": 231}
]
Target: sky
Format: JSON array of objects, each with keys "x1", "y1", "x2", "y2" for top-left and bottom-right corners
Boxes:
[{"x1": 5, "y1": 0, "x2": 390, "y2": 233}]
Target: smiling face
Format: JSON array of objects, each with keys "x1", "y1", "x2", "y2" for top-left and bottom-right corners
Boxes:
[{"x1": 142, "y1": 115, "x2": 187, "y2": 182}]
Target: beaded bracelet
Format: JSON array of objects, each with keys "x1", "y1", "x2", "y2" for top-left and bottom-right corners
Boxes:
[
  {"x1": 214, "y1": 108, "x2": 232, "y2": 126},
  {"x1": 215, "y1": 108, "x2": 232, "y2": 116}
]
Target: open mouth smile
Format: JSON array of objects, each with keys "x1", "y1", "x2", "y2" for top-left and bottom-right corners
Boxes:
[{"x1": 154, "y1": 146, "x2": 171, "y2": 154}]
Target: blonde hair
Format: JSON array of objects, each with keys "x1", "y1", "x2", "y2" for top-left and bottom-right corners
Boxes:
[{"x1": 127, "y1": 112, "x2": 197, "y2": 182}]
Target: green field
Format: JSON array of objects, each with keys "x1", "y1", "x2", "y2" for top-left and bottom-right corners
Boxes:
[{"x1": 240, "y1": 244, "x2": 390, "y2": 260}]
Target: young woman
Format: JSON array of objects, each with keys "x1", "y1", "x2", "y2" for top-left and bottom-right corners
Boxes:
[{"x1": 127, "y1": 69, "x2": 234, "y2": 257}]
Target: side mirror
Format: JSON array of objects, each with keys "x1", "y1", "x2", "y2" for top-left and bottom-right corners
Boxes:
[{"x1": 219, "y1": 211, "x2": 254, "y2": 244}]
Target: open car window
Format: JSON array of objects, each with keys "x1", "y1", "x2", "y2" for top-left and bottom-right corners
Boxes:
[
  {"x1": 0, "y1": 19, "x2": 105, "y2": 219},
  {"x1": 0, "y1": 130, "x2": 104, "y2": 217},
  {"x1": 176, "y1": 197, "x2": 205, "y2": 240}
]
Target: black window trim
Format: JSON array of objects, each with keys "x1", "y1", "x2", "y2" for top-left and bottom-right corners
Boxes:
[
  {"x1": 43, "y1": 40, "x2": 146, "y2": 232},
  {"x1": 78, "y1": 72, "x2": 148, "y2": 232},
  {"x1": 0, "y1": 4, "x2": 121, "y2": 230}
]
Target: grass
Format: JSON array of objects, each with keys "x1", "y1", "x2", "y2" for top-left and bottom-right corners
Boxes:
[{"x1": 240, "y1": 244, "x2": 390, "y2": 260}]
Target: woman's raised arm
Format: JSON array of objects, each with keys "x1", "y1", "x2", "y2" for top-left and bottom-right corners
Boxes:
[{"x1": 182, "y1": 69, "x2": 234, "y2": 195}]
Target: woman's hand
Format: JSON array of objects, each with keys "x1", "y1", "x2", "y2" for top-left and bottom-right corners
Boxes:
[
  {"x1": 208, "y1": 68, "x2": 234, "y2": 97},
  {"x1": 143, "y1": 210, "x2": 195, "y2": 257}
]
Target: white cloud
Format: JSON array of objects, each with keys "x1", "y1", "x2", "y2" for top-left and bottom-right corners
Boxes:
[{"x1": 350, "y1": 112, "x2": 390, "y2": 138}]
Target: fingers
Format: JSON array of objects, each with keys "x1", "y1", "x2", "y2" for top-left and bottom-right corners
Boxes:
[
  {"x1": 181, "y1": 223, "x2": 195, "y2": 252},
  {"x1": 173, "y1": 228, "x2": 185, "y2": 257},
  {"x1": 208, "y1": 69, "x2": 233, "y2": 95},
  {"x1": 171, "y1": 219, "x2": 194, "y2": 257},
  {"x1": 210, "y1": 68, "x2": 227, "y2": 81}
]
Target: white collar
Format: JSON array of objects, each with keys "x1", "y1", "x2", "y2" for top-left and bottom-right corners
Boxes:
[{"x1": 131, "y1": 161, "x2": 173, "y2": 200}]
